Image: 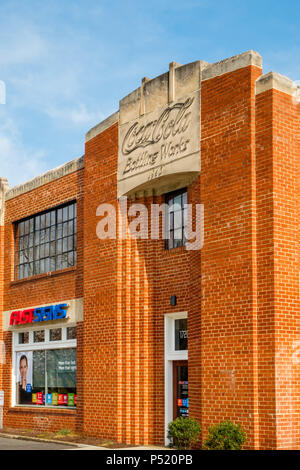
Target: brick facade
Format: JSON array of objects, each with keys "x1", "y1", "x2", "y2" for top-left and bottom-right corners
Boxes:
[{"x1": 0, "y1": 51, "x2": 299, "y2": 449}]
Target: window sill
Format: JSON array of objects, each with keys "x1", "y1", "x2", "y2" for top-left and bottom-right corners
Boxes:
[
  {"x1": 10, "y1": 266, "x2": 77, "y2": 286},
  {"x1": 8, "y1": 406, "x2": 77, "y2": 414},
  {"x1": 163, "y1": 245, "x2": 186, "y2": 254}
]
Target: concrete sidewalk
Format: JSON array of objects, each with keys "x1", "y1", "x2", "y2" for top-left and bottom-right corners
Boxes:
[{"x1": 0, "y1": 432, "x2": 167, "y2": 450}]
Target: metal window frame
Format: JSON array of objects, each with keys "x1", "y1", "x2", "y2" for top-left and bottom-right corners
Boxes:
[{"x1": 14, "y1": 200, "x2": 77, "y2": 280}]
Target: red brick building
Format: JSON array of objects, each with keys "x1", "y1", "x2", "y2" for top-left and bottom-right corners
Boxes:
[{"x1": 0, "y1": 50, "x2": 299, "y2": 449}]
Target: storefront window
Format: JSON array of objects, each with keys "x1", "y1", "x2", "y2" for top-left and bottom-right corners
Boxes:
[{"x1": 14, "y1": 326, "x2": 77, "y2": 407}]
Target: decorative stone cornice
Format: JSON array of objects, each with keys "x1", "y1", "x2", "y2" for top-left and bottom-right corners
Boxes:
[
  {"x1": 255, "y1": 71, "x2": 299, "y2": 97},
  {"x1": 5, "y1": 155, "x2": 84, "y2": 201},
  {"x1": 202, "y1": 50, "x2": 262, "y2": 81},
  {"x1": 0, "y1": 177, "x2": 10, "y2": 225},
  {"x1": 85, "y1": 112, "x2": 119, "y2": 143}
]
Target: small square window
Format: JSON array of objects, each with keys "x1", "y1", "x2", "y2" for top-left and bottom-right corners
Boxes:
[
  {"x1": 33, "y1": 330, "x2": 45, "y2": 343},
  {"x1": 49, "y1": 328, "x2": 62, "y2": 341},
  {"x1": 67, "y1": 327, "x2": 76, "y2": 340},
  {"x1": 18, "y1": 332, "x2": 29, "y2": 344}
]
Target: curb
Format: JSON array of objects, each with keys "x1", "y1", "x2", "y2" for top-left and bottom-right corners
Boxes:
[
  {"x1": 0, "y1": 432, "x2": 168, "y2": 450},
  {"x1": 0, "y1": 432, "x2": 83, "y2": 447}
]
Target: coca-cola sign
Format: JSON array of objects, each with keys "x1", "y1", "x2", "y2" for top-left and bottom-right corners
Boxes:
[
  {"x1": 118, "y1": 90, "x2": 200, "y2": 197},
  {"x1": 122, "y1": 97, "x2": 194, "y2": 155}
]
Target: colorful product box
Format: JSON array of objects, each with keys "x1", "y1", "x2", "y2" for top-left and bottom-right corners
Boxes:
[
  {"x1": 52, "y1": 393, "x2": 58, "y2": 405},
  {"x1": 37, "y1": 392, "x2": 43, "y2": 405},
  {"x1": 58, "y1": 394, "x2": 64, "y2": 405},
  {"x1": 32, "y1": 393, "x2": 37, "y2": 403},
  {"x1": 46, "y1": 394, "x2": 52, "y2": 405},
  {"x1": 67, "y1": 393, "x2": 75, "y2": 406},
  {"x1": 63, "y1": 394, "x2": 68, "y2": 405}
]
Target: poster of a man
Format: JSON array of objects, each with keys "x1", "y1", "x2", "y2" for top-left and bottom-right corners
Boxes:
[{"x1": 16, "y1": 351, "x2": 33, "y2": 404}]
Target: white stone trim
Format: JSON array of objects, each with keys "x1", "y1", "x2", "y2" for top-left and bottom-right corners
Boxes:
[
  {"x1": 5, "y1": 156, "x2": 84, "y2": 201},
  {"x1": 202, "y1": 50, "x2": 262, "y2": 81},
  {"x1": 85, "y1": 111, "x2": 119, "y2": 142},
  {"x1": 255, "y1": 71, "x2": 299, "y2": 97},
  {"x1": 0, "y1": 178, "x2": 9, "y2": 225}
]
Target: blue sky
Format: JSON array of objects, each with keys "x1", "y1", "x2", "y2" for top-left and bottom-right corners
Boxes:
[{"x1": 0, "y1": 0, "x2": 299, "y2": 187}]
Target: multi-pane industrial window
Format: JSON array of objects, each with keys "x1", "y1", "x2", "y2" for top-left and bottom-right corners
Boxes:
[
  {"x1": 165, "y1": 189, "x2": 187, "y2": 249},
  {"x1": 15, "y1": 201, "x2": 77, "y2": 280}
]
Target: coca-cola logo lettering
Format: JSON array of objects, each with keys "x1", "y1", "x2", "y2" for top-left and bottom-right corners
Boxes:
[{"x1": 122, "y1": 97, "x2": 194, "y2": 155}]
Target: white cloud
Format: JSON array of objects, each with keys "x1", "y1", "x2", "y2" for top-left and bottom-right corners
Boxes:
[
  {"x1": 45, "y1": 103, "x2": 105, "y2": 127},
  {"x1": 0, "y1": 27, "x2": 46, "y2": 66},
  {"x1": 0, "y1": 112, "x2": 48, "y2": 186}
]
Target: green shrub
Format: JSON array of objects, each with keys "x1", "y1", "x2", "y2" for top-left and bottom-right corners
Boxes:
[
  {"x1": 203, "y1": 420, "x2": 246, "y2": 450},
  {"x1": 167, "y1": 417, "x2": 201, "y2": 450}
]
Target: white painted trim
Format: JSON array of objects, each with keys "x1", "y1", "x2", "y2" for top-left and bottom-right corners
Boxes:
[{"x1": 164, "y1": 312, "x2": 188, "y2": 446}]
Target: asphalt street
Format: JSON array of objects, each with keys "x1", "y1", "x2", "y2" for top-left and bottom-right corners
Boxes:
[{"x1": 0, "y1": 436, "x2": 74, "y2": 450}]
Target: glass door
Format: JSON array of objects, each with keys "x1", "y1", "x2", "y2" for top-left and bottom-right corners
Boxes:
[{"x1": 173, "y1": 360, "x2": 188, "y2": 419}]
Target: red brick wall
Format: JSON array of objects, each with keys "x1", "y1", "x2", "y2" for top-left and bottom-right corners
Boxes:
[
  {"x1": 256, "y1": 87, "x2": 300, "y2": 449},
  {"x1": 0, "y1": 169, "x2": 84, "y2": 433},
  {"x1": 83, "y1": 123, "x2": 119, "y2": 439},
  {"x1": 200, "y1": 64, "x2": 262, "y2": 449}
]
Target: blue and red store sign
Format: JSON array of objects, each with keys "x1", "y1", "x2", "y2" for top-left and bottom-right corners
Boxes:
[{"x1": 10, "y1": 303, "x2": 68, "y2": 326}]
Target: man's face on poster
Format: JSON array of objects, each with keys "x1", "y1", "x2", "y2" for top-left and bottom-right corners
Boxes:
[{"x1": 19, "y1": 357, "x2": 28, "y2": 380}]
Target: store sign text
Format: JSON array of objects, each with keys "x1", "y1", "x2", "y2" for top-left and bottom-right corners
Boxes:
[{"x1": 9, "y1": 304, "x2": 68, "y2": 326}]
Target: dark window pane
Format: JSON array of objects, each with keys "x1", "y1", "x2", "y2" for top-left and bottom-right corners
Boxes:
[
  {"x1": 63, "y1": 238, "x2": 68, "y2": 253},
  {"x1": 50, "y1": 328, "x2": 62, "y2": 341},
  {"x1": 175, "y1": 319, "x2": 188, "y2": 351},
  {"x1": 165, "y1": 189, "x2": 187, "y2": 250},
  {"x1": 19, "y1": 222, "x2": 24, "y2": 236},
  {"x1": 63, "y1": 206, "x2": 69, "y2": 221},
  {"x1": 67, "y1": 251, "x2": 74, "y2": 266},
  {"x1": 57, "y1": 223, "x2": 62, "y2": 239},
  {"x1": 50, "y1": 226, "x2": 56, "y2": 241},
  {"x1": 18, "y1": 332, "x2": 29, "y2": 344},
  {"x1": 45, "y1": 212, "x2": 51, "y2": 227},
  {"x1": 40, "y1": 259, "x2": 45, "y2": 273},
  {"x1": 33, "y1": 330, "x2": 45, "y2": 343},
  {"x1": 51, "y1": 210, "x2": 56, "y2": 226},
  {"x1": 44, "y1": 258, "x2": 50, "y2": 272},
  {"x1": 50, "y1": 241, "x2": 56, "y2": 256},
  {"x1": 40, "y1": 214, "x2": 46, "y2": 229},
  {"x1": 63, "y1": 222, "x2": 68, "y2": 237},
  {"x1": 67, "y1": 327, "x2": 76, "y2": 340},
  {"x1": 57, "y1": 208, "x2": 63, "y2": 223},
  {"x1": 50, "y1": 257, "x2": 56, "y2": 271}
]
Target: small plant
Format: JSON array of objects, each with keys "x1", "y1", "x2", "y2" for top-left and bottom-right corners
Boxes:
[
  {"x1": 203, "y1": 420, "x2": 246, "y2": 450},
  {"x1": 56, "y1": 428, "x2": 73, "y2": 436},
  {"x1": 167, "y1": 417, "x2": 201, "y2": 450}
]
